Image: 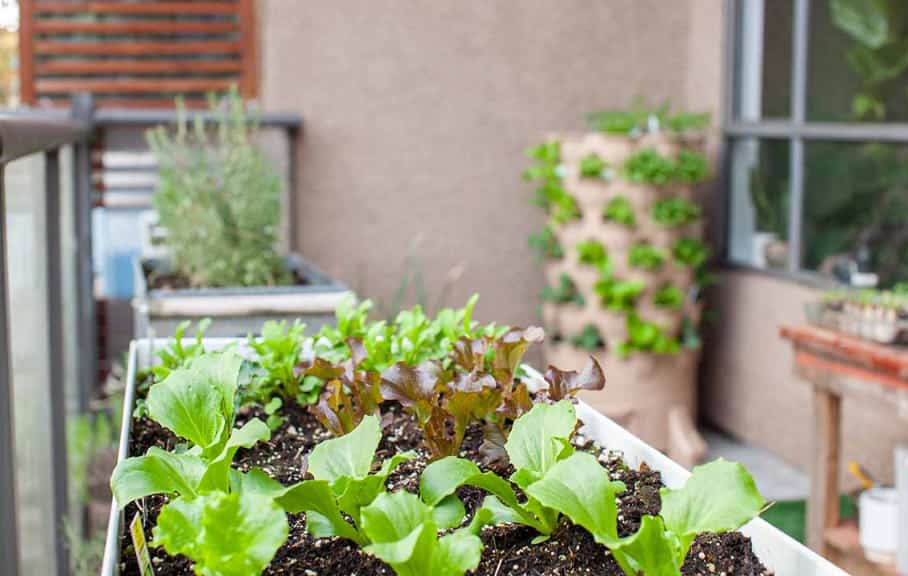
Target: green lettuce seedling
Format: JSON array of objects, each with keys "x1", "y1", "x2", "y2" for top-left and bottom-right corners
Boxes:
[
  {"x1": 111, "y1": 352, "x2": 271, "y2": 506},
  {"x1": 529, "y1": 458, "x2": 767, "y2": 576},
  {"x1": 654, "y1": 283, "x2": 686, "y2": 310},
  {"x1": 153, "y1": 490, "x2": 288, "y2": 576},
  {"x1": 420, "y1": 401, "x2": 579, "y2": 542},
  {"x1": 247, "y1": 320, "x2": 322, "y2": 406},
  {"x1": 244, "y1": 414, "x2": 414, "y2": 545},
  {"x1": 361, "y1": 491, "x2": 487, "y2": 576},
  {"x1": 602, "y1": 196, "x2": 636, "y2": 226},
  {"x1": 673, "y1": 237, "x2": 710, "y2": 268},
  {"x1": 152, "y1": 318, "x2": 211, "y2": 381},
  {"x1": 579, "y1": 152, "x2": 608, "y2": 179}
]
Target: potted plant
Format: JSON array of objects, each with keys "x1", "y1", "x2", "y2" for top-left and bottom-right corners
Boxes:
[
  {"x1": 101, "y1": 298, "x2": 847, "y2": 576},
  {"x1": 524, "y1": 104, "x2": 713, "y2": 466},
  {"x1": 133, "y1": 89, "x2": 351, "y2": 339}
]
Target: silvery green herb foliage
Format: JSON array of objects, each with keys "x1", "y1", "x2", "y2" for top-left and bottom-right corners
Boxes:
[
  {"x1": 148, "y1": 88, "x2": 290, "y2": 288},
  {"x1": 529, "y1": 458, "x2": 766, "y2": 576}
]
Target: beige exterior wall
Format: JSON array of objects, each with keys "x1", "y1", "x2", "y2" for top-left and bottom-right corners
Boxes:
[
  {"x1": 701, "y1": 270, "x2": 908, "y2": 486},
  {"x1": 260, "y1": 0, "x2": 723, "y2": 325},
  {"x1": 259, "y1": 1, "x2": 907, "y2": 483}
]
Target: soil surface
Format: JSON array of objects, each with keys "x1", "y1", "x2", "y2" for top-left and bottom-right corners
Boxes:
[
  {"x1": 145, "y1": 266, "x2": 309, "y2": 291},
  {"x1": 119, "y1": 401, "x2": 769, "y2": 576}
]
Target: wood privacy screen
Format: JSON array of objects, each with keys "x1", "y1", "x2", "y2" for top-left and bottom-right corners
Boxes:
[{"x1": 19, "y1": 0, "x2": 257, "y2": 108}]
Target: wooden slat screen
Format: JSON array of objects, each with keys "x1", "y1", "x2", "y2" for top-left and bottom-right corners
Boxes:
[{"x1": 19, "y1": 0, "x2": 257, "y2": 108}]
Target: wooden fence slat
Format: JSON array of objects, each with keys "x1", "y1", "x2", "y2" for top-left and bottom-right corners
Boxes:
[
  {"x1": 34, "y1": 40, "x2": 242, "y2": 56},
  {"x1": 36, "y1": 60, "x2": 243, "y2": 75},
  {"x1": 34, "y1": 2, "x2": 238, "y2": 16},
  {"x1": 36, "y1": 78, "x2": 235, "y2": 94},
  {"x1": 33, "y1": 20, "x2": 238, "y2": 35}
]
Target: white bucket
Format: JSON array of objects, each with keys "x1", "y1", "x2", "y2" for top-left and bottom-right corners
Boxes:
[{"x1": 859, "y1": 487, "x2": 900, "y2": 564}]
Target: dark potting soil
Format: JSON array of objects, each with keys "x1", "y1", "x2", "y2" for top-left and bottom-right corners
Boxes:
[
  {"x1": 118, "y1": 402, "x2": 769, "y2": 576},
  {"x1": 145, "y1": 267, "x2": 309, "y2": 292}
]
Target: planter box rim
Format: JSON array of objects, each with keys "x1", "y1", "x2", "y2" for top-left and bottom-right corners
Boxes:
[{"x1": 102, "y1": 338, "x2": 849, "y2": 576}]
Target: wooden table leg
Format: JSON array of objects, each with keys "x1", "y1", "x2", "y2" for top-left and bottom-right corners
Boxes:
[{"x1": 808, "y1": 387, "x2": 841, "y2": 555}]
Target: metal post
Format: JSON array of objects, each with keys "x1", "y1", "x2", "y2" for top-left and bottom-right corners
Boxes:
[
  {"x1": 787, "y1": 0, "x2": 810, "y2": 272},
  {"x1": 71, "y1": 94, "x2": 97, "y2": 412},
  {"x1": 0, "y1": 169, "x2": 22, "y2": 575},
  {"x1": 45, "y1": 148, "x2": 69, "y2": 576}
]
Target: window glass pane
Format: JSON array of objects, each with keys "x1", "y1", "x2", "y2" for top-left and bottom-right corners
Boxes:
[
  {"x1": 727, "y1": 138, "x2": 791, "y2": 269},
  {"x1": 735, "y1": 0, "x2": 792, "y2": 120},
  {"x1": 807, "y1": 0, "x2": 908, "y2": 122},
  {"x1": 803, "y1": 141, "x2": 908, "y2": 287}
]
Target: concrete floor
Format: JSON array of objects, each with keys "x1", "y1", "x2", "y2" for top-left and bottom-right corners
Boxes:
[{"x1": 704, "y1": 427, "x2": 809, "y2": 502}]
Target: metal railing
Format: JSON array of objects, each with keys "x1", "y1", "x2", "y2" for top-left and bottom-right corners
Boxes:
[
  {"x1": 0, "y1": 97, "x2": 303, "y2": 576},
  {"x1": 0, "y1": 111, "x2": 90, "y2": 576}
]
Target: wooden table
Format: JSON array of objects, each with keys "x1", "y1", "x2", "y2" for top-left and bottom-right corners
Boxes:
[{"x1": 780, "y1": 325, "x2": 908, "y2": 574}]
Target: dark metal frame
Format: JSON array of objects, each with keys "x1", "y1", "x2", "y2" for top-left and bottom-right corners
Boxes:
[
  {"x1": 0, "y1": 112, "x2": 90, "y2": 576},
  {"x1": 721, "y1": 0, "x2": 908, "y2": 276}
]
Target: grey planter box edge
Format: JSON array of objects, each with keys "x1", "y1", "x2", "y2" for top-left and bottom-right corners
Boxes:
[
  {"x1": 101, "y1": 339, "x2": 850, "y2": 576},
  {"x1": 132, "y1": 253, "x2": 353, "y2": 338}
]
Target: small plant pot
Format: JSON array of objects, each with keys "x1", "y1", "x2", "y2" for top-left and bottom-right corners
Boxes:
[{"x1": 859, "y1": 487, "x2": 900, "y2": 565}]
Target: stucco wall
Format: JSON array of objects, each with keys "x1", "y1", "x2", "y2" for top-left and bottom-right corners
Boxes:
[
  {"x1": 260, "y1": 0, "x2": 722, "y2": 325},
  {"x1": 701, "y1": 270, "x2": 908, "y2": 486}
]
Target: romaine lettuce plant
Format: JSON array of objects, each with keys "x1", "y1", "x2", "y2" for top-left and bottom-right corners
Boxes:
[
  {"x1": 152, "y1": 489, "x2": 288, "y2": 576},
  {"x1": 528, "y1": 458, "x2": 766, "y2": 576},
  {"x1": 360, "y1": 491, "x2": 486, "y2": 576},
  {"x1": 111, "y1": 352, "x2": 271, "y2": 505},
  {"x1": 419, "y1": 401, "x2": 580, "y2": 542}
]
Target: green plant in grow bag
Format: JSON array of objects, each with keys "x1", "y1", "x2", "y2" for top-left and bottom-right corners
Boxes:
[
  {"x1": 595, "y1": 277, "x2": 645, "y2": 313},
  {"x1": 153, "y1": 490, "x2": 288, "y2": 576},
  {"x1": 149, "y1": 88, "x2": 289, "y2": 288},
  {"x1": 653, "y1": 283, "x2": 686, "y2": 310},
  {"x1": 602, "y1": 196, "x2": 636, "y2": 227},
  {"x1": 576, "y1": 240, "x2": 610, "y2": 273},
  {"x1": 529, "y1": 458, "x2": 766, "y2": 576},
  {"x1": 629, "y1": 243, "x2": 666, "y2": 270},
  {"x1": 522, "y1": 140, "x2": 561, "y2": 182},
  {"x1": 111, "y1": 352, "x2": 272, "y2": 506},
  {"x1": 542, "y1": 273, "x2": 585, "y2": 307},
  {"x1": 617, "y1": 314, "x2": 679, "y2": 358},
  {"x1": 674, "y1": 149, "x2": 709, "y2": 184},
  {"x1": 528, "y1": 226, "x2": 564, "y2": 261},
  {"x1": 623, "y1": 148, "x2": 675, "y2": 185},
  {"x1": 569, "y1": 324, "x2": 604, "y2": 352},
  {"x1": 360, "y1": 491, "x2": 487, "y2": 576},
  {"x1": 579, "y1": 153, "x2": 608, "y2": 179},
  {"x1": 652, "y1": 197, "x2": 701, "y2": 227},
  {"x1": 247, "y1": 320, "x2": 322, "y2": 406},
  {"x1": 673, "y1": 237, "x2": 710, "y2": 268}
]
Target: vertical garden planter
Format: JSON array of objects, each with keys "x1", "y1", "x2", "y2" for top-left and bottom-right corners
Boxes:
[
  {"x1": 133, "y1": 253, "x2": 352, "y2": 338},
  {"x1": 102, "y1": 338, "x2": 849, "y2": 576},
  {"x1": 527, "y1": 118, "x2": 712, "y2": 467}
]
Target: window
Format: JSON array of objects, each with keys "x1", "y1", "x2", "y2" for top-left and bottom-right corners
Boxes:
[{"x1": 724, "y1": 0, "x2": 908, "y2": 288}]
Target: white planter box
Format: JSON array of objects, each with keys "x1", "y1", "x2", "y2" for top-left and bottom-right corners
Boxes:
[
  {"x1": 133, "y1": 254, "x2": 353, "y2": 339},
  {"x1": 102, "y1": 339, "x2": 849, "y2": 576}
]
